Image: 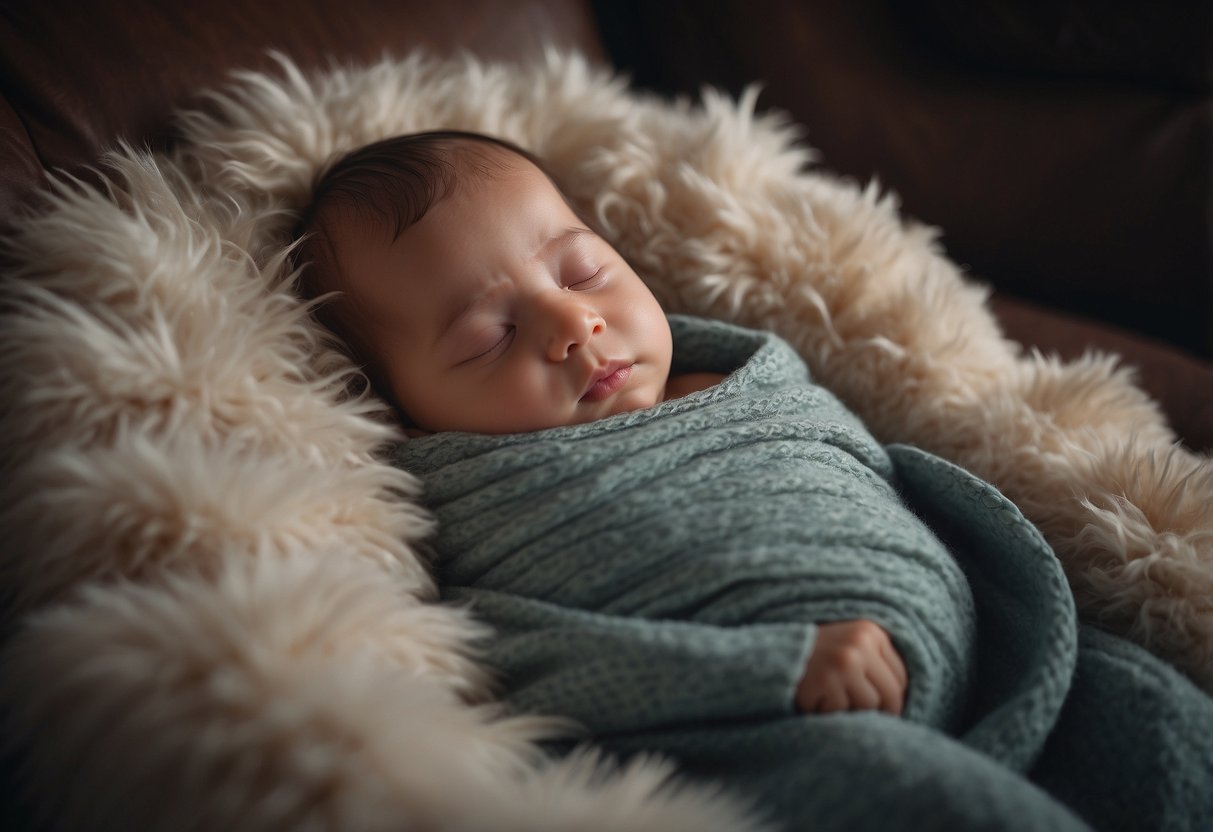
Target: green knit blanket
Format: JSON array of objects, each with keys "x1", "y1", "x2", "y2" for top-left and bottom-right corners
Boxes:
[{"x1": 393, "y1": 316, "x2": 1213, "y2": 832}]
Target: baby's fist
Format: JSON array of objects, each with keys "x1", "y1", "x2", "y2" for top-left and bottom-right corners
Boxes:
[{"x1": 795, "y1": 620, "x2": 907, "y2": 716}]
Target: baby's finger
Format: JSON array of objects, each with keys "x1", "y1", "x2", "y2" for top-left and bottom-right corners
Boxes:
[
  {"x1": 879, "y1": 638, "x2": 908, "y2": 690},
  {"x1": 845, "y1": 676, "x2": 883, "y2": 712},
  {"x1": 814, "y1": 678, "x2": 851, "y2": 713},
  {"x1": 865, "y1": 661, "x2": 905, "y2": 716}
]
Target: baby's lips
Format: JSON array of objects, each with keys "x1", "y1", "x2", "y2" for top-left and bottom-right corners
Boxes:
[{"x1": 580, "y1": 361, "x2": 633, "y2": 402}]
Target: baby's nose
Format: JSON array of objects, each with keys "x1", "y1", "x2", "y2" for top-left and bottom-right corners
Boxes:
[{"x1": 543, "y1": 295, "x2": 604, "y2": 361}]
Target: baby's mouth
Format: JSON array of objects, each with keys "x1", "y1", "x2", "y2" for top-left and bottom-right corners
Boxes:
[{"x1": 580, "y1": 362, "x2": 634, "y2": 402}]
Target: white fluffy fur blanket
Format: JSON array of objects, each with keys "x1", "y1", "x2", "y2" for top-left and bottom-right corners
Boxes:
[{"x1": 2, "y1": 51, "x2": 1211, "y2": 831}]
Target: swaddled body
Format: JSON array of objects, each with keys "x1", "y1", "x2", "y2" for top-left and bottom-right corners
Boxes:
[{"x1": 398, "y1": 316, "x2": 978, "y2": 732}]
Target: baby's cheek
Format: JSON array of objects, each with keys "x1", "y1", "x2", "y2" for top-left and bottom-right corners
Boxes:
[{"x1": 493, "y1": 370, "x2": 565, "y2": 430}]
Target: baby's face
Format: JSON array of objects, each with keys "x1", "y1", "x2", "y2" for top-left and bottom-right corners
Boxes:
[{"x1": 327, "y1": 154, "x2": 673, "y2": 434}]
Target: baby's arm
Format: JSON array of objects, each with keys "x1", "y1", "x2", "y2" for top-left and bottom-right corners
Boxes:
[{"x1": 795, "y1": 620, "x2": 907, "y2": 716}]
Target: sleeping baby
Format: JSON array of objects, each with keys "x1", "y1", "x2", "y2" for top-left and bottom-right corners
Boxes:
[{"x1": 293, "y1": 131, "x2": 1213, "y2": 832}]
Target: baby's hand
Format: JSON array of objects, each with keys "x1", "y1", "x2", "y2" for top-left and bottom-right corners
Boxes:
[{"x1": 795, "y1": 620, "x2": 907, "y2": 716}]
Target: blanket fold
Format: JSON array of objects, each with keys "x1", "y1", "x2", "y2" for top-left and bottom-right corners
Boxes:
[{"x1": 395, "y1": 315, "x2": 1213, "y2": 831}]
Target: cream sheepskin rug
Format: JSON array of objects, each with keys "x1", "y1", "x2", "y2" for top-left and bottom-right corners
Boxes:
[{"x1": 2, "y1": 51, "x2": 1211, "y2": 831}]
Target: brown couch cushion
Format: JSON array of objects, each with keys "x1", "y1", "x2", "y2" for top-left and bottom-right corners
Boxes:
[{"x1": 905, "y1": 0, "x2": 1212, "y2": 91}]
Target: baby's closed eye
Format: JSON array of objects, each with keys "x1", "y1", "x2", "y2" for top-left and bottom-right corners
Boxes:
[
  {"x1": 460, "y1": 325, "x2": 515, "y2": 364},
  {"x1": 564, "y1": 266, "x2": 605, "y2": 290}
]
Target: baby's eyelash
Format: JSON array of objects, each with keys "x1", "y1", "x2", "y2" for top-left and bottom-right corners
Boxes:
[
  {"x1": 566, "y1": 267, "x2": 605, "y2": 290},
  {"x1": 458, "y1": 326, "x2": 515, "y2": 365}
]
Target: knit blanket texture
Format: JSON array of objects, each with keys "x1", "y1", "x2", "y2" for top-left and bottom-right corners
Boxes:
[{"x1": 395, "y1": 316, "x2": 1213, "y2": 832}]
